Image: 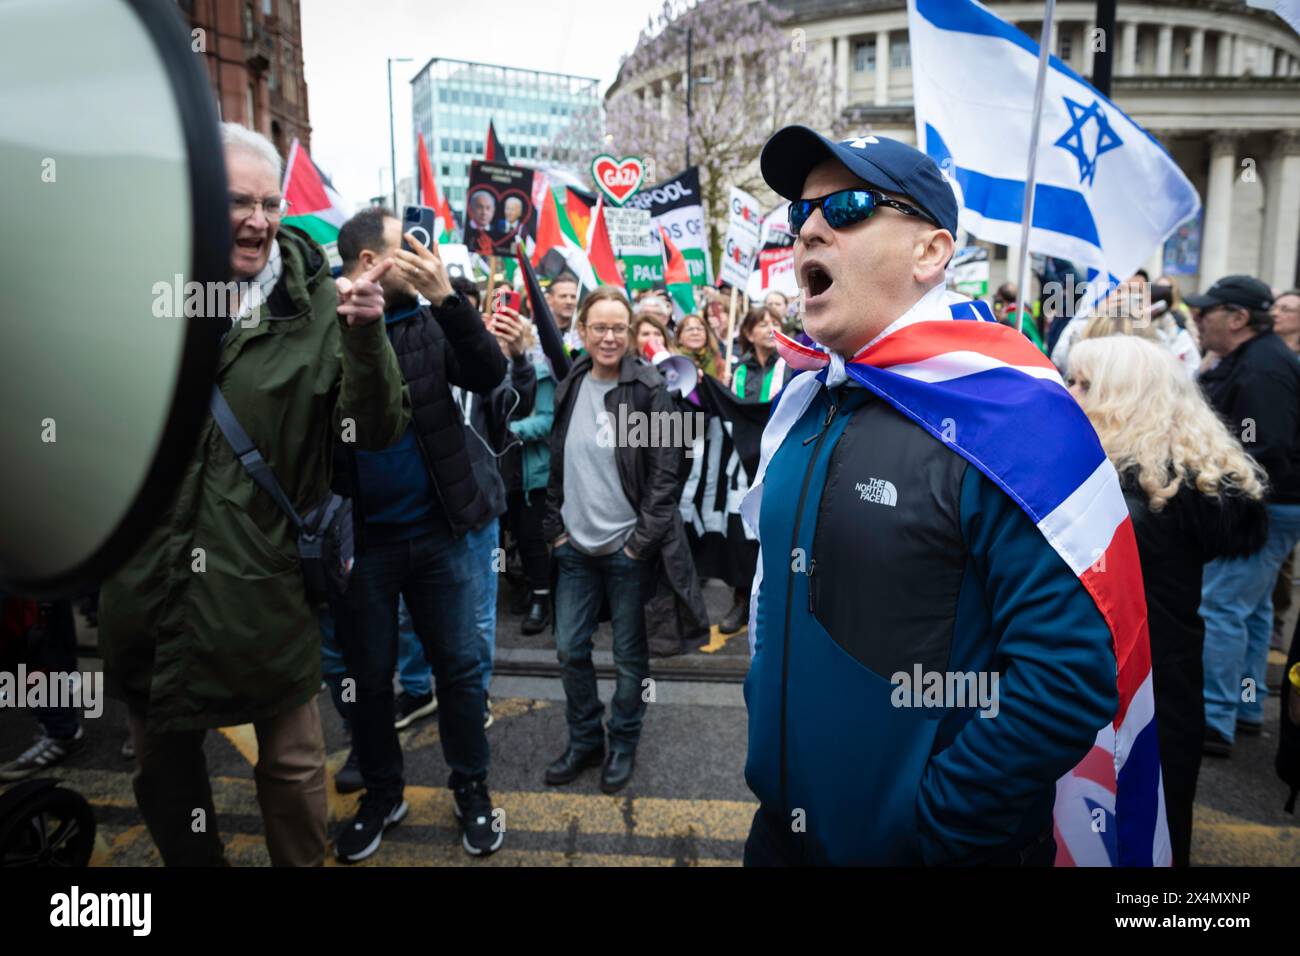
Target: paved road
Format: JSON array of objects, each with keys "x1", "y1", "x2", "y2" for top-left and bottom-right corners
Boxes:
[
  {"x1": 1, "y1": 580, "x2": 1296, "y2": 866},
  {"x1": 7, "y1": 674, "x2": 751, "y2": 867}
]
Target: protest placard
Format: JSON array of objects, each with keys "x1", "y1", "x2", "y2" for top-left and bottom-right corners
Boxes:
[
  {"x1": 622, "y1": 167, "x2": 711, "y2": 287},
  {"x1": 950, "y1": 246, "x2": 990, "y2": 299},
  {"x1": 463, "y1": 161, "x2": 536, "y2": 259},
  {"x1": 719, "y1": 186, "x2": 762, "y2": 289},
  {"x1": 745, "y1": 204, "x2": 798, "y2": 301}
]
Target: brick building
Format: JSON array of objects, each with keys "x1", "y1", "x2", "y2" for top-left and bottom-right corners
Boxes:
[{"x1": 177, "y1": 0, "x2": 312, "y2": 157}]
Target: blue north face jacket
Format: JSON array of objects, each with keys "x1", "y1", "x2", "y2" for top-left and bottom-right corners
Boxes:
[{"x1": 744, "y1": 383, "x2": 1117, "y2": 865}]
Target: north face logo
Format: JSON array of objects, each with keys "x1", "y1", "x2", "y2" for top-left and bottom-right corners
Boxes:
[{"x1": 855, "y1": 478, "x2": 897, "y2": 507}]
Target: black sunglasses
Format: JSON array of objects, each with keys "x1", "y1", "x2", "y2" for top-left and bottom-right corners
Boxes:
[{"x1": 789, "y1": 188, "x2": 937, "y2": 234}]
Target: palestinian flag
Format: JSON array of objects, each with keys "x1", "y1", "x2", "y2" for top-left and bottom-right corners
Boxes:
[
  {"x1": 563, "y1": 186, "x2": 596, "y2": 249},
  {"x1": 282, "y1": 139, "x2": 348, "y2": 265},
  {"x1": 533, "y1": 185, "x2": 596, "y2": 289},
  {"x1": 586, "y1": 198, "x2": 623, "y2": 288},
  {"x1": 485, "y1": 120, "x2": 507, "y2": 163},
  {"x1": 416, "y1": 132, "x2": 455, "y2": 242},
  {"x1": 659, "y1": 226, "x2": 695, "y2": 318}
]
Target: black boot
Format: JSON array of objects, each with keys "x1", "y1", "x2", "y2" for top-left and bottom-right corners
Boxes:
[
  {"x1": 545, "y1": 744, "x2": 605, "y2": 785},
  {"x1": 718, "y1": 592, "x2": 749, "y2": 635},
  {"x1": 521, "y1": 592, "x2": 551, "y2": 635},
  {"x1": 601, "y1": 750, "x2": 636, "y2": 793}
]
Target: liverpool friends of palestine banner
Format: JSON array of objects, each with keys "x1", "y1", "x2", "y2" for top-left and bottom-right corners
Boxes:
[{"x1": 621, "y1": 167, "x2": 711, "y2": 291}]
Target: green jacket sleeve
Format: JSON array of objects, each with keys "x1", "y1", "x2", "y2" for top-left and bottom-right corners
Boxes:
[{"x1": 333, "y1": 314, "x2": 411, "y2": 451}]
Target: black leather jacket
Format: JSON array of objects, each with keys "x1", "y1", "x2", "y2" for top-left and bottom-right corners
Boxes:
[{"x1": 544, "y1": 353, "x2": 678, "y2": 558}]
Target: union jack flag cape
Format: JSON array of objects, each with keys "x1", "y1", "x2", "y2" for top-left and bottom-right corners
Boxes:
[{"x1": 744, "y1": 285, "x2": 1170, "y2": 866}]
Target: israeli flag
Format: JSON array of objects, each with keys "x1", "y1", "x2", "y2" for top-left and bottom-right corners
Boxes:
[{"x1": 908, "y1": 0, "x2": 1200, "y2": 285}]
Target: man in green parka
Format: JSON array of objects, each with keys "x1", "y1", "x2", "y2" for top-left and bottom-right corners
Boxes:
[{"x1": 98, "y1": 124, "x2": 410, "y2": 866}]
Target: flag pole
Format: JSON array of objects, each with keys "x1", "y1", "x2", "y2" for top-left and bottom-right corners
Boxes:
[
  {"x1": 484, "y1": 256, "x2": 499, "y2": 319},
  {"x1": 724, "y1": 285, "x2": 739, "y2": 382},
  {"x1": 1013, "y1": 0, "x2": 1057, "y2": 335}
]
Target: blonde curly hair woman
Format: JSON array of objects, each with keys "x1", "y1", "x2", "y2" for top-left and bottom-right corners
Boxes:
[
  {"x1": 1069, "y1": 336, "x2": 1264, "y2": 511},
  {"x1": 1068, "y1": 335, "x2": 1267, "y2": 867}
]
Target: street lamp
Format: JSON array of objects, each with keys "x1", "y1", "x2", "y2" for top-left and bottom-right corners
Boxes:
[
  {"x1": 1091, "y1": 0, "x2": 1117, "y2": 95},
  {"x1": 667, "y1": 24, "x2": 712, "y2": 169},
  {"x1": 388, "y1": 56, "x2": 414, "y2": 212},
  {"x1": 685, "y1": 26, "x2": 693, "y2": 167}
]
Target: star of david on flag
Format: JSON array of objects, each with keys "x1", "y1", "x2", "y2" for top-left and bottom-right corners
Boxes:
[{"x1": 1055, "y1": 98, "x2": 1123, "y2": 187}]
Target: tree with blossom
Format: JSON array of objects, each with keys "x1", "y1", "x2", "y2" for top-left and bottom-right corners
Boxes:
[{"x1": 600, "y1": 0, "x2": 844, "y2": 275}]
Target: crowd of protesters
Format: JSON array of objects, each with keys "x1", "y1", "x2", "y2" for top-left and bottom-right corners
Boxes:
[
  {"x1": 996, "y1": 264, "x2": 1300, "y2": 862},
  {"x1": 3, "y1": 120, "x2": 1300, "y2": 868}
]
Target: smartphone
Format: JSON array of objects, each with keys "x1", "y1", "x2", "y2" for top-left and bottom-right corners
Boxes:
[
  {"x1": 402, "y1": 204, "x2": 436, "y2": 250},
  {"x1": 493, "y1": 288, "x2": 522, "y2": 314}
]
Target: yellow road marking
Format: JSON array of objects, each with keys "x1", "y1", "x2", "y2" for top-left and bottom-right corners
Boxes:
[
  {"x1": 74, "y1": 776, "x2": 1300, "y2": 867},
  {"x1": 218, "y1": 724, "x2": 259, "y2": 766},
  {"x1": 325, "y1": 749, "x2": 360, "y2": 826},
  {"x1": 60, "y1": 767, "x2": 755, "y2": 842},
  {"x1": 95, "y1": 827, "x2": 738, "y2": 868},
  {"x1": 1190, "y1": 805, "x2": 1299, "y2": 866},
  {"x1": 698, "y1": 624, "x2": 745, "y2": 654},
  {"x1": 633, "y1": 796, "x2": 754, "y2": 842}
]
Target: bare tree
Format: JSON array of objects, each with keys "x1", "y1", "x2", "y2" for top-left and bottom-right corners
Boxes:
[
  {"x1": 602, "y1": 0, "x2": 843, "y2": 274},
  {"x1": 538, "y1": 103, "x2": 606, "y2": 183}
]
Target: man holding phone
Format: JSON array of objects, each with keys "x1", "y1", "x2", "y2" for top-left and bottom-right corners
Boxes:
[{"x1": 326, "y1": 206, "x2": 508, "y2": 862}]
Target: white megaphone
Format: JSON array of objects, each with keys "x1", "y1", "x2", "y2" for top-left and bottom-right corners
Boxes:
[{"x1": 641, "y1": 342, "x2": 699, "y2": 396}]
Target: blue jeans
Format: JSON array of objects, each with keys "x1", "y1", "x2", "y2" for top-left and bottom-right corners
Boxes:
[
  {"x1": 1201, "y1": 502, "x2": 1300, "y2": 740},
  {"x1": 325, "y1": 527, "x2": 487, "y2": 798},
  {"x1": 398, "y1": 519, "x2": 498, "y2": 697},
  {"x1": 332, "y1": 599, "x2": 428, "y2": 722},
  {"x1": 466, "y1": 518, "x2": 500, "y2": 694},
  {"x1": 553, "y1": 543, "x2": 650, "y2": 753},
  {"x1": 396, "y1": 596, "x2": 432, "y2": 698}
]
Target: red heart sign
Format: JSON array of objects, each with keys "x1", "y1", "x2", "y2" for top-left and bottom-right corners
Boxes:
[{"x1": 591, "y1": 154, "x2": 645, "y2": 206}]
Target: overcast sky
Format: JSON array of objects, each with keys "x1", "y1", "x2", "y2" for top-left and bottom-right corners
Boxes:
[
  {"x1": 300, "y1": 0, "x2": 668, "y2": 208},
  {"x1": 298, "y1": 0, "x2": 1298, "y2": 206}
]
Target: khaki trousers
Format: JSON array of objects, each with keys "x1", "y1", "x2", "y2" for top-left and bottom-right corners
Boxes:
[{"x1": 128, "y1": 697, "x2": 327, "y2": 866}]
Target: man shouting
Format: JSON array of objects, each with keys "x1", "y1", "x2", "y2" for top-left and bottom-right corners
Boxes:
[
  {"x1": 741, "y1": 127, "x2": 1142, "y2": 866},
  {"x1": 99, "y1": 124, "x2": 409, "y2": 867}
]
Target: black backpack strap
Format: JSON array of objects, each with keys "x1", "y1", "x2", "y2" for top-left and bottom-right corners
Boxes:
[{"x1": 209, "y1": 385, "x2": 304, "y2": 532}]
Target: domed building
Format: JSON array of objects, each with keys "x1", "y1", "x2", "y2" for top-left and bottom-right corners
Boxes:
[{"x1": 606, "y1": 0, "x2": 1300, "y2": 292}]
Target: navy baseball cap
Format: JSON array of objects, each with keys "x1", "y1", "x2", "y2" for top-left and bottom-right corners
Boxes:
[
  {"x1": 761, "y1": 126, "x2": 959, "y2": 236},
  {"x1": 1184, "y1": 275, "x2": 1273, "y2": 312}
]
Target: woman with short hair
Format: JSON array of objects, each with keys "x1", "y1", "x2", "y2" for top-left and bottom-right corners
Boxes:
[{"x1": 1067, "y1": 335, "x2": 1267, "y2": 867}]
